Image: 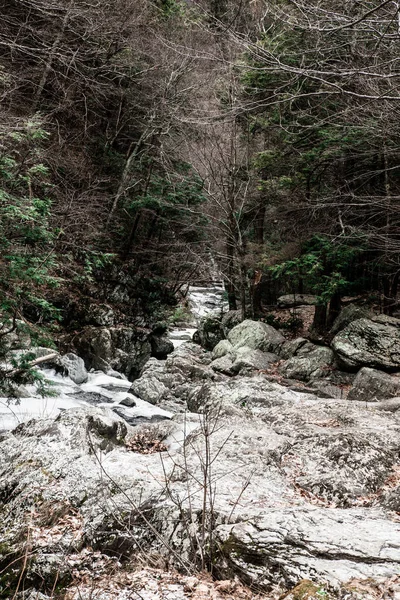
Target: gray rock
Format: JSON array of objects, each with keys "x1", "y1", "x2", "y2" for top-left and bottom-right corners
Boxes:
[
  {"x1": 332, "y1": 317, "x2": 400, "y2": 370},
  {"x1": 150, "y1": 335, "x2": 174, "y2": 359},
  {"x1": 187, "y1": 375, "x2": 315, "y2": 413},
  {"x1": 383, "y1": 486, "x2": 400, "y2": 511},
  {"x1": 347, "y1": 367, "x2": 400, "y2": 401},
  {"x1": 3, "y1": 319, "x2": 31, "y2": 350},
  {"x1": 230, "y1": 346, "x2": 278, "y2": 374},
  {"x1": 212, "y1": 339, "x2": 235, "y2": 360},
  {"x1": 1, "y1": 389, "x2": 400, "y2": 593},
  {"x1": 221, "y1": 310, "x2": 243, "y2": 336},
  {"x1": 310, "y1": 380, "x2": 343, "y2": 399},
  {"x1": 374, "y1": 397, "x2": 400, "y2": 412},
  {"x1": 130, "y1": 376, "x2": 168, "y2": 405},
  {"x1": 330, "y1": 304, "x2": 372, "y2": 335},
  {"x1": 0, "y1": 384, "x2": 31, "y2": 398},
  {"x1": 119, "y1": 396, "x2": 137, "y2": 407},
  {"x1": 165, "y1": 343, "x2": 214, "y2": 381},
  {"x1": 369, "y1": 313, "x2": 400, "y2": 327},
  {"x1": 211, "y1": 342, "x2": 277, "y2": 377},
  {"x1": 74, "y1": 326, "x2": 152, "y2": 379},
  {"x1": 215, "y1": 508, "x2": 400, "y2": 588},
  {"x1": 210, "y1": 355, "x2": 234, "y2": 375},
  {"x1": 31, "y1": 346, "x2": 60, "y2": 359},
  {"x1": 278, "y1": 337, "x2": 308, "y2": 359},
  {"x1": 228, "y1": 319, "x2": 284, "y2": 353},
  {"x1": 280, "y1": 346, "x2": 334, "y2": 381},
  {"x1": 277, "y1": 294, "x2": 317, "y2": 308},
  {"x1": 76, "y1": 326, "x2": 113, "y2": 371},
  {"x1": 87, "y1": 303, "x2": 115, "y2": 326},
  {"x1": 152, "y1": 321, "x2": 168, "y2": 335},
  {"x1": 59, "y1": 352, "x2": 88, "y2": 384},
  {"x1": 195, "y1": 314, "x2": 224, "y2": 350}
]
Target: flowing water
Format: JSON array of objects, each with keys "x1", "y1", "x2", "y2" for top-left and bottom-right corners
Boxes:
[
  {"x1": 0, "y1": 284, "x2": 227, "y2": 431},
  {"x1": 169, "y1": 283, "x2": 227, "y2": 348}
]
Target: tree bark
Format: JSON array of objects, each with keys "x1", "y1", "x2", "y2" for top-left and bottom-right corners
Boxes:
[
  {"x1": 327, "y1": 291, "x2": 341, "y2": 328},
  {"x1": 311, "y1": 304, "x2": 327, "y2": 334}
]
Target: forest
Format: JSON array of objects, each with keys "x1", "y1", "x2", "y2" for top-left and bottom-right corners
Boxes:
[
  {"x1": 2, "y1": 2, "x2": 400, "y2": 599},
  {"x1": 2, "y1": 0, "x2": 400, "y2": 366}
]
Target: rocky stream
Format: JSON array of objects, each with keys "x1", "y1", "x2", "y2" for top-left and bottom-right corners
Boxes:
[{"x1": 0, "y1": 287, "x2": 400, "y2": 599}]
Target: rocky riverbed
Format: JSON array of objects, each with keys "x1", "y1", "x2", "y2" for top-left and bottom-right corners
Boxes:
[{"x1": 1, "y1": 290, "x2": 400, "y2": 599}]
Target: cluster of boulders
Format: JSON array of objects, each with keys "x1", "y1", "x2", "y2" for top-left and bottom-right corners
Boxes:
[
  {"x1": 1, "y1": 302, "x2": 400, "y2": 598},
  {"x1": 60, "y1": 311, "x2": 174, "y2": 380},
  {"x1": 192, "y1": 305, "x2": 400, "y2": 403},
  {"x1": 1, "y1": 335, "x2": 400, "y2": 598}
]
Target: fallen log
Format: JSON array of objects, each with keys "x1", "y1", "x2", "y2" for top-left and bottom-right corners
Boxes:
[{"x1": 5, "y1": 353, "x2": 59, "y2": 378}]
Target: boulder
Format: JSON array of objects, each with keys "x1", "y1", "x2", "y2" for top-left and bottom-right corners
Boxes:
[
  {"x1": 125, "y1": 345, "x2": 217, "y2": 411},
  {"x1": 330, "y1": 304, "x2": 372, "y2": 335},
  {"x1": 187, "y1": 375, "x2": 315, "y2": 413},
  {"x1": 277, "y1": 294, "x2": 317, "y2": 308},
  {"x1": 152, "y1": 321, "x2": 169, "y2": 335},
  {"x1": 221, "y1": 310, "x2": 243, "y2": 336},
  {"x1": 59, "y1": 352, "x2": 88, "y2": 384},
  {"x1": 86, "y1": 303, "x2": 115, "y2": 326},
  {"x1": 212, "y1": 339, "x2": 235, "y2": 360},
  {"x1": 210, "y1": 355, "x2": 235, "y2": 375},
  {"x1": 280, "y1": 345, "x2": 334, "y2": 382},
  {"x1": 228, "y1": 319, "x2": 284, "y2": 353},
  {"x1": 3, "y1": 319, "x2": 31, "y2": 350},
  {"x1": 215, "y1": 508, "x2": 400, "y2": 589},
  {"x1": 130, "y1": 376, "x2": 169, "y2": 405},
  {"x1": 278, "y1": 337, "x2": 308, "y2": 360},
  {"x1": 73, "y1": 326, "x2": 151, "y2": 379},
  {"x1": 332, "y1": 317, "x2": 400, "y2": 370},
  {"x1": 30, "y1": 346, "x2": 60, "y2": 359},
  {"x1": 230, "y1": 346, "x2": 278, "y2": 374},
  {"x1": 310, "y1": 380, "x2": 343, "y2": 399},
  {"x1": 195, "y1": 314, "x2": 224, "y2": 350},
  {"x1": 1, "y1": 383, "x2": 400, "y2": 594},
  {"x1": 347, "y1": 367, "x2": 400, "y2": 401},
  {"x1": 150, "y1": 334, "x2": 174, "y2": 359}
]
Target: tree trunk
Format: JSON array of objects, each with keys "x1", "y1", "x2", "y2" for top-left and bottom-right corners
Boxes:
[
  {"x1": 383, "y1": 277, "x2": 392, "y2": 315},
  {"x1": 250, "y1": 270, "x2": 263, "y2": 317},
  {"x1": 327, "y1": 291, "x2": 341, "y2": 329},
  {"x1": 226, "y1": 236, "x2": 237, "y2": 310},
  {"x1": 239, "y1": 257, "x2": 247, "y2": 320},
  {"x1": 122, "y1": 212, "x2": 142, "y2": 261},
  {"x1": 32, "y1": 0, "x2": 74, "y2": 110},
  {"x1": 311, "y1": 304, "x2": 327, "y2": 334},
  {"x1": 254, "y1": 204, "x2": 266, "y2": 245}
]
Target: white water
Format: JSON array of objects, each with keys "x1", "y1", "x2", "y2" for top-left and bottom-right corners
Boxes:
[
  {"x1": 0, "y1": 285, "x2": 226, "y2": 431},
  {"x1": 169, "y1": 284, "x2": 227, "y2": 348},
  {"x1": 168, "y1": 327, "x2": 197, "y2": 348},
  {"x1": 187, "y1": 284, "x2": 227, "y2": 319},
  {"x1": 0, "y1": 368, "x2": 172, "y2": 432}
]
